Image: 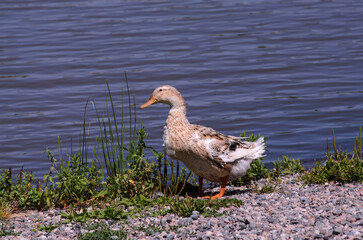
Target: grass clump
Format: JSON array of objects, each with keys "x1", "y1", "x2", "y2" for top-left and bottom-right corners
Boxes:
[
  {"x1": 78, "y1": 222, "x2": 127, "y2": 240},
  {"x1": 61, "y1": 195, "x2": 243, "y2": 223},
  {"x1": 102, "y1": 129, "x2": 158, "y2": 199},
  {"x1": 44, "y1": 151, "x2": 102, "y2": 208},
  {"x1": 169, "y1": 197, "x2": 243, "y2": 218},
  {"x1": 302, "y1": 128, "x2": 363, "y2": 184},
  {"x1": 61, "y1": 205, "x2": 129, "y2": 223},
  {"x1": 250, "y1": 180, "x2": 277, "y2": 194},
  {"x1": 0, "y1": 200, "x2": 13, "y2": 221},
  {"x1": 0, "y1": 222, "x2": 19, "y2": 237},
  {"x1": 0, "y1": 168, "x2": 45, "y2": 210},
  {"x1": 269, "y1": 156, "x2": 304, "y2": 179},
  {"x1": 35, "y1": 223, "x2": 60, "y2": 233}
]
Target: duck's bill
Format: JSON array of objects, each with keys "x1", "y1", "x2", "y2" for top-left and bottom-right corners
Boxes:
[{"x1": 140, "y1": 96, "x2": 157, "y2": 108}]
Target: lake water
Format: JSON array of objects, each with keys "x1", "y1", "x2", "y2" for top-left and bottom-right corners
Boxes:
[{"x1": 1, "y1": 0, "x2": 363, "y2": 178}]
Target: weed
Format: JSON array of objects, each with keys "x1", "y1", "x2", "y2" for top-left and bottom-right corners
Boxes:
[
  {"x1": 61, "y1": 205, "x2": 129, "y2": 223},
  {"x1": 36, "y1": 223, "x2": 60, "y2": 233},
  {"x1": 45, "y1": 151, "x2": 102, "y2": 207},
  {"x1": 302, "y1": 128, "x2": 363, "y2": 184},
  {"x1": 104, "y1": 132, "x2": 158, "y2": 199},
  {"x1": 0, "y1": 169, "x2": 12, "y2": 197},
  {"x1": 136, "y1": 225, "x2": 165, "y2": 236},
  {"x1": 61, "y1": 195, "x2": 160, "y2": 223},
  {"x1": 269, "y1": 156, "x2": 304, "y2": 179},
  {"x1": 78, "y1": 222, "x2": 128, "y2": 240},
  {"x1": 169, "y1": 197, "x2": 243, "y2": 217},
  {"x1": 95, "y1": 79, "x2": 142, "y2": 179},
  {"x1": 251, "y1": 180, "x2": 277, "y2": 194},
  {"x1": 61, "y1": 195, "x2": 243, "y2": 223},
  {"x1": 240, "y1": 131, "x2": 264, "y2": 142},
  {"x1": 0, "y1": 168, "x2": 44, "y2": 210},
  {"x1": 0, "y1": 222, "x2": 19, "y2": 237},
  {"x1": 0, "y1": 200, "x2": 12, "y2": 220}
]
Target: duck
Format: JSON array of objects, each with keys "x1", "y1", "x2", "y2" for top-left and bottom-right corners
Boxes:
[{"x1": 140, "y1": 85, "x2": 265, "y2": 199}]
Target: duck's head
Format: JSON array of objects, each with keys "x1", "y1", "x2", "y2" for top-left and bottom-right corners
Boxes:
[{"x1": 140, "y1": 85, "x2": 185, "y2": 110}]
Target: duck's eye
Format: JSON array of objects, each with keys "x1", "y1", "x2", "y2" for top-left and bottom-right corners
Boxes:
[{"x1": 159, "y1": 89, "x2": 163, "y2": 92}]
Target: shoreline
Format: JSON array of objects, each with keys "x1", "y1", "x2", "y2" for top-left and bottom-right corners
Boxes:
[{"x1": 1, "y1": 174, "x2": 362, "y2": 240}]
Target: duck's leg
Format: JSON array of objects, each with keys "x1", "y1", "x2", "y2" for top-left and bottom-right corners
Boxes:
[
  {"x1": 203, "y1": 176, "x2": 228, "y2": 199},
  {"x1": 198, "y1": 176, "x2": 204, "y2": 197}
]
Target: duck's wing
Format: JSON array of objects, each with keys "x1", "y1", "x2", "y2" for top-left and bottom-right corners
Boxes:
[
  {"x1": 191, "y1": 125, "x2": 265, "y2": 164},
  {"x1": 226, "y1": 135, "x2": 249, "y2": 141}
]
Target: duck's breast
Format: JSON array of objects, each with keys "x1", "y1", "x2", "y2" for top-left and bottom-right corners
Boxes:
[{"x1": 163, "y1": 124, "x2": 176, "y2": 158}]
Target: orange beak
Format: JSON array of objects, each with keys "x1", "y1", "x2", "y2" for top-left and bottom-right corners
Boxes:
[{"x1": 140, "y1": 96, "x2": 157, "y2": 109}]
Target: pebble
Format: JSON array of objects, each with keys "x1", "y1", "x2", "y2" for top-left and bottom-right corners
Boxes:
[{"x1": 0, "y1": 174, "x2": 362, "y2": 240}]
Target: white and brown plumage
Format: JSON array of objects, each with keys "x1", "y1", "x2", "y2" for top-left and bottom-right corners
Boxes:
[{"x1": 141, "y1": 85, "x2": 265, "y2": 199}]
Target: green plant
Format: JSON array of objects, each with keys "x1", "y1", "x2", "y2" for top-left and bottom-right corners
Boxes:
[
  {"x1": 0, "y1": 168, "x2": 45, "y2": 210},
  {"x1": 36, "y1": 223, "x2": 60, "y2": 233},
  {"x1": 85, "y1": 79, "x2": 163, "y2": 199},
  {"x1": 240, "y1": 131, "x2": 264, "y2": 142},
  {"x1": 95, "y1": 79, "x2": 141, "y2": 179},
  {"x1": 0, "y1": 169, "x2": 12, "y2": 198},
  {"x1": 135, "y1": 225, "x2": 165, "y2": 236},
  {"x1": 302, "y1": 128, "x2": 363, "y2": 184},
  {"x1": 0, "y1": 222, "x2": 19, "y2": 237},
  {"x1": 78, "y1": 222, "x2": 128, "y2": 240},
  {"x1": 251, "y1": 180, "x2": 277, "y2": 194},
  {"x1": 44, "y1": 150, "x2": 102, "y2": 207},
  {"x1": 169, "y1": 197, "x2": 243, "y2": 217},
  {"x1": 104, "y1": 141, "x2": 159, "y2": 199},
  {"x1": 269, "y1": 156, "x2": 304, "y2": 179}
]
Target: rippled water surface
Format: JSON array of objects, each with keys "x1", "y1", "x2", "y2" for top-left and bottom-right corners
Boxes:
[{"x1": 1, "y1": 0, "x2": 363, "y2": 177}]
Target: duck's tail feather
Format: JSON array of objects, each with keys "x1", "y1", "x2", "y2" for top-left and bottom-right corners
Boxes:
[{"x1": 226, "y1": 137, "x2": 266, "y2": 163}]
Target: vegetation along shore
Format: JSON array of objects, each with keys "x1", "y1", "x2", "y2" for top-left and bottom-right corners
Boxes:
[{"x1": 1, "y1": 82, "x2": 362, "y2": 239}]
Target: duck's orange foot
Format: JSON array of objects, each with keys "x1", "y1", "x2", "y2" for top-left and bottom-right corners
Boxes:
[
  {"x1": 202, "y1": 192, "x2": 224, "y2": 199},
  {"x1": 202, "y1": 176, "x2": 228, "y2": 199}
]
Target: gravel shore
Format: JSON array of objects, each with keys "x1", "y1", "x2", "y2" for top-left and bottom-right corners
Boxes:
[{"x1": 1, "y1": 174, "x2": 362, "y2": 240}]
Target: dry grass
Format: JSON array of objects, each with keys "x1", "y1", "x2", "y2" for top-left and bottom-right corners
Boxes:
[{"x1": 0, "y1": 201, "x2": 13, "y2": 220}]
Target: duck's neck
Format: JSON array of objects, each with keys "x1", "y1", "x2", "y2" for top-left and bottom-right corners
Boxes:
[{"x1": 167, "y1": 99, "x2": 189, "y2": 125}]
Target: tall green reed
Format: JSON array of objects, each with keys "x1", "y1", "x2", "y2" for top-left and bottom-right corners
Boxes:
[{"x1": 93, "y1": 79, "x2": 141, "y2": 178}]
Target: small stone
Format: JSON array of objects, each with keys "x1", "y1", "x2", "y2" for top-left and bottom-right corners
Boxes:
[
  {"x1": 192, "y1": 211, "x2": 199, "y2": 215},
  {"x1": 181, "y1": 217, "x2": 193, "y2": 225},
  {"x1": 205, "y1": 231, "x2": 213, "y2": 237},
  {"x1": 238, "y1": 223, "x2": 247, "y2": 230},
  {"x1": 290, "y1": 219, "x2": 299, "y2": 225},
  {"x1": 268, "y1": 217, "x2": 276, "y2": 223},
  {"x1": 167, "y1": 233, "x2": 175, "y2": 240},
  {"x1": 249, "y1": 221, "x2": 257, "y2": 229},
  {"x1": 111, "y1": 227, "x2": 121, "y2": 231},
  {"x1": 333, "y1": 227, "x2": 343, "y2": 235},
  {"x1": 301, "y1": 197, "x2": 309, "y2": 203},
  {"x1": 38, "y1": 235, "x2": 48, "y2": 240}
]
